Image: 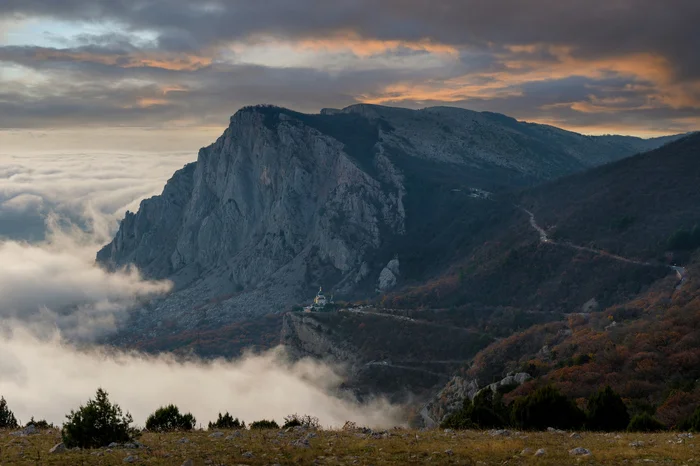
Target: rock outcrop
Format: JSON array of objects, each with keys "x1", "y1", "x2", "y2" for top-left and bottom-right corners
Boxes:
[
  {"x1": 378, "y1": 258, "x2": 400, "y2": 291},
  {"x1": 422, "y1": 372, "x2": 532, "y2": 426}
]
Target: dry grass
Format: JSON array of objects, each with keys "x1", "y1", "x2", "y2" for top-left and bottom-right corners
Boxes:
[{"x1": 1, "y1": 427, "x2": 698, "y2": 465}]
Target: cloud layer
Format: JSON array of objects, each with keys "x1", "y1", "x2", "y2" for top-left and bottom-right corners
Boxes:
[
  {"x1": 1, "y1": 0, "x2": 699, "y2": 139},
  {"x1": 0, "y1": 150, "x2": 193, "y2": 338},
  {"x1": 0, "y1": 148, "x2": 401, "y2": 429},
  {"x1": 0, "y1": 329, "x2": 402, "y2": 428}
]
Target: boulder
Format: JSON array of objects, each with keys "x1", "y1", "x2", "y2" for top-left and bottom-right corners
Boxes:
[
  {"x1": 569, "y1": 447, "x2": 591, "y2": 456},
  {"x1": 49, "y1": 443, "x2": 67, "y2": 454}
]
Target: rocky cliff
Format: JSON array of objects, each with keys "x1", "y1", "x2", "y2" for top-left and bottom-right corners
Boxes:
[{"x1": 98, "y1": 104, "x2": 679, "y2": 341}]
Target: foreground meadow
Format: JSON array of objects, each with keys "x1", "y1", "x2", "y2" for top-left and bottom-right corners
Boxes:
[{"x1": 1, "y1": 427, "x2": 698, "y2": 465}]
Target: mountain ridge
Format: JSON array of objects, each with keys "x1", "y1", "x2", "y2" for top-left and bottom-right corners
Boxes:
[{"x1": 97, "y1": 103, "x2": 686, "y2": 349}]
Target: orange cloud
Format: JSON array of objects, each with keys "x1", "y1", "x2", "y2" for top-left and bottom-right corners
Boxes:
[
  {"x1": 136, "y1": 98, "x2": 170, "y2": 108},
  {"x1": 32, "y1": 48, "x2": 212, "y2": 71},
  {"x1": 362, "y1": 45, "x2": 700, "y2": 112},
  {"x1": 295, "y1": 32, "x2": 459, "y2": 58}
]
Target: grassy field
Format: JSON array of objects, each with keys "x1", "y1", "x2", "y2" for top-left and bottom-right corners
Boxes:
[{"x1": 1, "y1": 427, "x2": 698, "y2": 465}]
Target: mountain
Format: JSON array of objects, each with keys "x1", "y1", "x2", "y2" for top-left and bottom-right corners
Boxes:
[
  {"x1": 97, "y1": 104, "x2": 681, "y2": 347},
  {"x1": 422, "y1": 134, "x2": 700, "y2": 425}
]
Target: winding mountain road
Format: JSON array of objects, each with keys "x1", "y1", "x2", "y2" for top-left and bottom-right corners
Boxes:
[{"x1": 520, "y1": 207, "x2": 687, "y2": 289}]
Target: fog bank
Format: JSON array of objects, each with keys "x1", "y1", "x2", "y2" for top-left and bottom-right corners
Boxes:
[{"x1": 0, "y1": 329, "x2": 403, "y2": 429}]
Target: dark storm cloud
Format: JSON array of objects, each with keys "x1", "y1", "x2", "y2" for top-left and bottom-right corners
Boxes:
[
  {"x1": 0, "y1": 0, "x2": 698, "y2": 134},
  {"x1": 2, "y1": 0, "x2": 697, "y2": 79}
]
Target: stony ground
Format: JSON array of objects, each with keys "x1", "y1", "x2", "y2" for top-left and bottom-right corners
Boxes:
[{"x1": 1, "y1": 426, "x2": 699, "y2": 465}]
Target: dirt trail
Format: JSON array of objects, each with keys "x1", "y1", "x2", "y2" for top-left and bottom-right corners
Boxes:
[{"x1": 520, "y1": 207, "x2": 687, "y2": 288}]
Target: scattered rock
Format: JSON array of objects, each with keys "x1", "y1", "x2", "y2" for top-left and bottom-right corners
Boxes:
[
  {"x1": 569, "y1": 447, "x2": 591, "y2": 456},
  {"x1": 489, "y1": 429, "x2": 512, "y2": 437},
  {"x1": 181, "y1": 461, "x2": 194, "y2": 466},
  {"x1": 629, "y1": 441, "x2": 645, "y2": 448},
  {"x1": 570, "y1": 432, "x2": 582, "y2": 439},
  {"x1": 123, "y1": 455, "x2": 138, "y2": 463},
  {"x1": 547, "y1": 427, "x2": 566, "y2": 434},
  {"x1": 242, "y1": 451, "x2": 254, "y2": 458},
  {"x1": 22, "y1": 425, "x2": 38, "y2": 435},
  {"x1": 49, "y1": 443, "x2": 66, "y2": 454},
  {"x1": 9, "y1": 425, "x2": 38, "y2": 437},
  {"x1": 108, "y1": 442, "x2": 121, "y2": 448},
  {"x1": 208, "y1": 431, "x2": 224, "y2": 438},
  {"x1": 177, "y1": 437, "x2": 190, "y2": 444},
  {"x1": 123, "y1": 443, "x2": 138, "y2": 449},
  {"x1": 291, "y1": 438, "x2": 311, "y2": 448},
  {"x1": 535, "y1": 449, "x2": 546, "y2": 457},
  {"x1": 520, "y1": 448, "x2": 533, "y2": 455},
  {"x1": 678, "y1": 433, "x2": 695, "y2": 439}
]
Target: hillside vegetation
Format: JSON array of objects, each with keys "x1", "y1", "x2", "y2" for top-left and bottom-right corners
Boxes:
[{"x1": 2, "y1": 427, "x2": 699, "y2": 465}]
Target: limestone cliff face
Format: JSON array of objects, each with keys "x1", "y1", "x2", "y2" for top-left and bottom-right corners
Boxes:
[{"x1": 99, "y1": 106, "x2": 407, "y2": 334}]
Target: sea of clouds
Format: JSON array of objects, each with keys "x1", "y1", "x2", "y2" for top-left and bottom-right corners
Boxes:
[{"x1": 0, "y1": 150, "x2": 402, "y2": 428}]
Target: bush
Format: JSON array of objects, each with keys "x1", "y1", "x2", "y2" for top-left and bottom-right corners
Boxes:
[
  {"x1": 441, "y1": 398, "x2": 476, "y2": 430},
  {"x1": 586, "y1": 386, "x2": 630, "y2": 431},
  {"x1": 441, "y1": 390, "x2": 510, "y2": 430},
  {"x1": 0, "y1": 396, "x2": 18, "y2": 429},
  {"x1": 208, "y1": 412, "x2": 245, "y2": 430},
  {"x1": 249, "y1": 419, "x2": 279, "y2": 430},
  {"x1": 628, "y1": 413, "x2": 665, "y2": 432},
  {"x1": 512, "y1": 386, "x2": 585, "y2": 430},
  {"x1": 145, "y1": 405, "x2": 196, "y2": 432},
  {"x1": 62, "y1": 388, "x2": 137, "y2": 448},
  {"x1": 26, "y1": 417, "x2": 53, "y2": 429},
  {"x1": 283, "y1": 414, "x2": 320, "y2": 429}
]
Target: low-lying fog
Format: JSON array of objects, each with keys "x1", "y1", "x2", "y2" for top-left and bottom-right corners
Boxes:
[{"x1": 0, "y1": 150, "x2": 401, "y2": 428}]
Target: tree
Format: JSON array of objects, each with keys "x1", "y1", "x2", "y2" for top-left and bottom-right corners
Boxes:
[
  {"x1": 62, "y1": 388, "x2": 137, "y2": 448},
  {"x1": 145, "y1": 405, "x2": 196, "y2": 432},
  {"x1": 208, "y1": 412, "x2": 245, "y2": 430},
  {"x1": 586, "y1": 386, "x2": 630, "y2": 431},
  {"x1": 512, "y1": 386, "x2": 585, "y2": 430},
  {"x1": 628, "y1": 413, "x2": 665, "y2": 432},
  {"x1": 679, "y1": 406, "x2": 700, "y2": 432},
  {"x1": 0, "y1": 397, "x2": 18, "y2": 429},
  {"x1": 249, "y1": 419, "x2": 279, "y2": 430}
]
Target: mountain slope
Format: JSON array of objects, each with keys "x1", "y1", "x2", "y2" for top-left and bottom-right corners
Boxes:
[
  {"x1": 520, "y1": 133, "x2": 700, "y2": 262},
  {"x1": 421, "y1": 134, "x2": 700, "y2": 425},
  {"x1": 97, "y1": 104, "x2": 682, "y2": 345}
]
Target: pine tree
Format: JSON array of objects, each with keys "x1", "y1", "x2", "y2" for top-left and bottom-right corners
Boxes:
[
  {"x1": 0, "y1": 397, "x2": 18, "y2": 429},
  {"x1": 586, "y1": 386, "x2": 630, "y2": 431},
  {"x1": 512, "y1": 386, "x2": 585, "y2": 430},
  {"x1": 62, "y1": 388, "x2": 137, "y2": 448}
]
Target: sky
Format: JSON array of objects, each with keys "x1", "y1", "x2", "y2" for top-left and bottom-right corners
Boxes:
[{"x1": 0, "y1": 0, "x2": 699, "y2": 152}]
